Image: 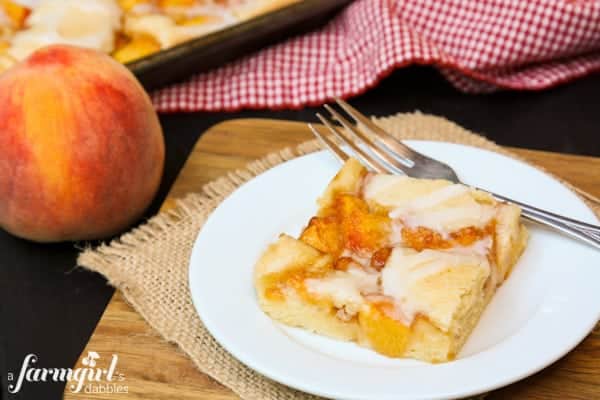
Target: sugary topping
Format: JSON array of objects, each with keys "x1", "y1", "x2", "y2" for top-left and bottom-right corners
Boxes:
[
  {"x1": 124, "y1": 8, "x2": 235, "y2": 49},
  {"x1": 303, "y1": 240, "x2": 492, "y2": 328},
  {"x1": 449, "y1": 236, "x2": 493, "y2": 258},
  {"x1": 364, "y1": 174, "x2": 495, "y2": 236},
  {"x1": 399, "y1": 204, "x2": 495, "y2": 233},
  {"x1": 0, "y1": 0, "x2": 243, "y2": 66},
  {"x1": 339, "y1": 248, "x2": 372, "y2": 268},
  {"x1": 294, "y1": 171, "x2": 500, "y2": 328},
  {"x1": 381, "y1": 246, "x2": 491, "y2": 325},
  {"x1": 7, "y1": 0, "x2": 122, "y2": 60},
  {"x1": 305, "y1": 265, "x2": 379, "y2": 316},
  {"x1": 162, "y1": 3, "x2": 234, "y2": 19},
  {"x1": 388, "y1": 184, "x2": 470, "y2": 215},
  {"x1": 362, "y1": 174, "x2": 451, "y2": 208},
  {"x1": 128, "y1": 3, "x2": 158, "y2": 14}
]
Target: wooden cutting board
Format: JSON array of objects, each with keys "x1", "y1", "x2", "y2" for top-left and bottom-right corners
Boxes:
[{"x1": 64, "y1": 118, "x2": 600, "y2": 400}]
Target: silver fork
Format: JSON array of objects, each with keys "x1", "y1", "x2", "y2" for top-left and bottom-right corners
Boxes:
[{"x1": 308, "y1": 99, "x2": 600, "y2": 250}]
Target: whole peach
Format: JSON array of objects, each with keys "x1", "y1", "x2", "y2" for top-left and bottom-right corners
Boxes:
[{"x1": 0, "y1": 45, "x2": 165, "y2": 242}]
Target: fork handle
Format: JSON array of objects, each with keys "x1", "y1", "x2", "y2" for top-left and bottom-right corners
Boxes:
[{"x1": 489, "y1": 192, "x2": 600, "y2": 250}]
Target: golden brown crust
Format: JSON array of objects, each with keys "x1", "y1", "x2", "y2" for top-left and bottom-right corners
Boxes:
[{"x1": 318, "y1": 158, "x2": 367, "y2": 213}]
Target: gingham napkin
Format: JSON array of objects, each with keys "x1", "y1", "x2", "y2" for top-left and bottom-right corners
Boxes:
[{"x1": 152, "y1": 0, "x2": 600, "y2": 112}]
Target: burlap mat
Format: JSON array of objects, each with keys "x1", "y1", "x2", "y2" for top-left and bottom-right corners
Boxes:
[{"x1": 78, "y1": 113, "x2": 600, "y2": 400}]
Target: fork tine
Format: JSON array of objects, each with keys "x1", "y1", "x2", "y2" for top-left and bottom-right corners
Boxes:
[
  {"x1": 316, "y1": 114, "x2": 387, "y2": 173},
  {"x1": 324, "y1": 104, "x2": 412, "y2": 175},
  {"x1": 335, "y1": 98, "x2": 423, "y2": 162},
  {"x1": 308, "y1": 123, "x2": 348, "y2": 164}
]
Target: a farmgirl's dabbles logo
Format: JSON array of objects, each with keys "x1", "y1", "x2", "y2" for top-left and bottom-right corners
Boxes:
[{"x1": 7, "y1": 351, "x2": 128, "y2": 395}]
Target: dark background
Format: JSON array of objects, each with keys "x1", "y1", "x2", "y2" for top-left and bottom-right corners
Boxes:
[{"x1": 1, "y1": 65, "x2": 599, "y2": 400}]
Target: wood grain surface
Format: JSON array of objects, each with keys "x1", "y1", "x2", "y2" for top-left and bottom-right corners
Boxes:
[{"x1": 64, "y1": 119, "x2": 600, "y2": 400}]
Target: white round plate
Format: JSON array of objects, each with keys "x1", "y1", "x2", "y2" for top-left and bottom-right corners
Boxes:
[{"x1": 189, "y1": 142, "x2": 600, "y2": 400}]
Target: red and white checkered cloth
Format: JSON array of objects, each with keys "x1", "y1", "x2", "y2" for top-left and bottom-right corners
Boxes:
[{"x1": 152, "y1": 0, "x2": 600, "y2": 112}]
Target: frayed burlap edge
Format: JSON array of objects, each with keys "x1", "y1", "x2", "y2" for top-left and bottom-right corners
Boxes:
[{"x1": 78, "y1": 112, "x2": 599, "y2": 400}]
